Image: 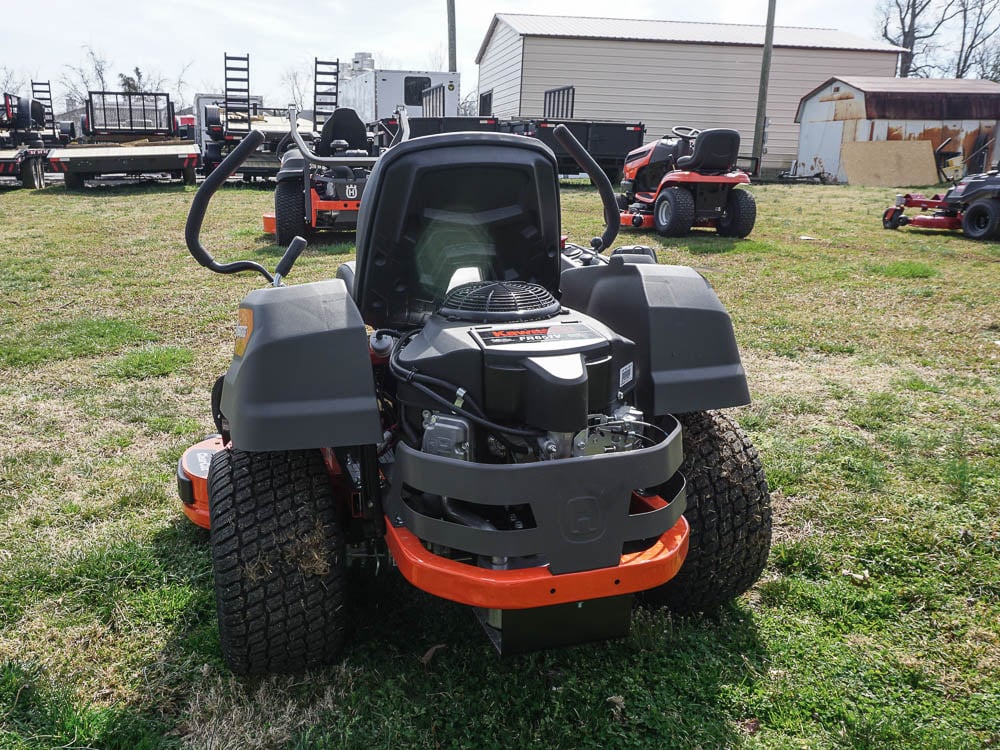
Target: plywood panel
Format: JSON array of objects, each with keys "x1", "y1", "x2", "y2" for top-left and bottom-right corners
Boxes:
[{"x1": 840, "y1": 140, "x2": 937, "y2": 186}]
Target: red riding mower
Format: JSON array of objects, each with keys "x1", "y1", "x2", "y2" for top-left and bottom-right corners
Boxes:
[
  {"x1": 619, "y1": 126, "x2": 756, "y2": 238},
  {"x1": 882, "y1": 165, "x2": 1000, "y2": 240}
]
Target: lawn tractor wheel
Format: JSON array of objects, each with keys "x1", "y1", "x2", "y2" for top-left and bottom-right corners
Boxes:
[
  {"x1": 274, "y1": 180, "x2": 307, "y2": 247},
  {"x1": 882, "y1": 207, "x2": 904, "y2": 230},
  {"x1": 717, "y1": 188, "x2": 757, "y2": 238},
  {"x1": 654, "y1": 187, "x2": 695, "y2": 237},
  {"x1": 641, "y1": 410, "x2": 772, "y2": 613},
  {"x1": 208, "y1": 448, "x2": 347, "y2": 674},
  {"x1": 961, "y1": 198, "x2": 1000, "y2": 240}
]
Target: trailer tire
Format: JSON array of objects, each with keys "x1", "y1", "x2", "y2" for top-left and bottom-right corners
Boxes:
[
  {"x1": 640, "y1": 410, "x2": 772, "y2": 613},
  {"x1": 182, "y1": 165, "x2": 197, "y2": 186},
  {"x1": 653, "y1": 187, "x2": 694, "y2": 237},
  {"x1": 63, "y1": 172, "x2": 85, "y2": 190},
  {"x1": 961, "y1": 198, "x2": 1000, "y2": 240},
  {"x1": 717, "y1": 188, "x2": 756, "y2": 238},
  {"x1": 208, "y1": 448, "x2": 347, "y2": 675},
  {"x1": 20, "y1": 159, "x2": 42, "y2": 190},
  {"x1": 274, "y1": 179, "x2": 307, "y2": 247}
]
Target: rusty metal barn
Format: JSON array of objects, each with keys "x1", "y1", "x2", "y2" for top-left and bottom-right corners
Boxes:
[{"x1": 794, "y1": 77, "x2": 1000, "y2": 183}]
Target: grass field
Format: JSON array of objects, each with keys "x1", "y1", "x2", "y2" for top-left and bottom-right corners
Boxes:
[{"x1": 0, "y1": 177, "x2": 997, "y2": 750}]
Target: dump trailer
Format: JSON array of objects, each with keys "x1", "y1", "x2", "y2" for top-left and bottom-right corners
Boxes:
[
  {"x1": 48, "y1": 91, "x2": 200, "y2": 188},
  {"x1": 503, "y1": 118, "x2": 646, "y2": 183},
  {"x1": 372, "y1": 115, "x2": 500, "y2": 148}
]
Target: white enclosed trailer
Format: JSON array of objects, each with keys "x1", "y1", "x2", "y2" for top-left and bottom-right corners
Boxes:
[{"x1": 339, "y1": 69, "x2": 460, "y2": 123}]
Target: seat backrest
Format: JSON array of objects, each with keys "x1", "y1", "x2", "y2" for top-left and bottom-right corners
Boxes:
[
  {"x1": 675, "y1": 129, "x2": 740, "y2": 173},
  {"x1": 318, "y1": 108, "x2": 368, "y2": 155},
  {"x1": 353, "y1": 132, "x2": 562, "y2": 329}
]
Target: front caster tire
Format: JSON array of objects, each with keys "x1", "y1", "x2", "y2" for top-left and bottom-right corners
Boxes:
[
  {"x1": 654, "y1": 187, "x2": 695, "y2": 237},
  {"x1": 208, "y1": 448, "x2": 347, "y2": 674},
  {"x1": 642, "y1": 410, "x2": 772, "y2": 613}
]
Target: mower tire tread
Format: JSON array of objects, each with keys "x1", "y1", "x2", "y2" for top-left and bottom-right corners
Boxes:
[
  {"x1": 209, "y1": 448, "x2": 346, "y2": 674},
  {"x1": 642, "y1": 410, "x2": 772, "y2": 612},
  {"x1": 654, "y1": 187, "x2": 695, "y2": 237},
  {"x1": 961, "y1": 197, "x2": 1000, "y2": 240},
  {"x1": 717, "y1": 188, "x2": 756, "y2": 238},
  {"x1": 274, "y1": 180, "x2": 307, "y2": 247}
]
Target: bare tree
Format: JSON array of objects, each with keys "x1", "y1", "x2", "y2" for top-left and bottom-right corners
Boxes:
[
  {"x1": 975, "y1": 40, "x2": 1000, "y2": 78},
  {"x1": 170, "y1": 60, "x2": 195, "y2": 110},
  {"x1": 0, "y1": 66, "x2": 25, "y2": 95},
  {"x1": 879, "y1": 0, "x2": 959, "y2": 76},
  {"x1": 61, "y1": 46, "x2": 111, "y2": 105},
  {"x1": 281, "y1": 66, "x2": 312, "y2": 109},
  {"x1": 951, "y1": 0, "x2": 1000, "y2": 76},
  {"x1": 457, "y1": 88, "x2": 479, "y2": 116}
]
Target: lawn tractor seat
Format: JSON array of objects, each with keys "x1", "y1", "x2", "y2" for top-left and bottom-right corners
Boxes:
[
  {"x1": 318, "y1": 108, "x2": 369, "y2": 157},
  {"x1": 350, "y1": 132, "x2": 562, "y2": 330},
  {"x1": 676, "y1": 128, "x2": 741, "y2": 174}
]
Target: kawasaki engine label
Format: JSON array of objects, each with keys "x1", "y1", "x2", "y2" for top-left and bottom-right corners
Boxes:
[{"x1": 478, "y1": 323, "x2": 598, "y2": 347}]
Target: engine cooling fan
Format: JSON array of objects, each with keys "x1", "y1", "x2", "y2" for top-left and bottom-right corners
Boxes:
[{"x1": 438, "y1": 281, "x2": 561, "y2": 323}]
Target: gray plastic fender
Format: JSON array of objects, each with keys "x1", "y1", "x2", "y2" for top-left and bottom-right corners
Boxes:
[
  {"x1": 560, "y1": 257, "x2": 750, "y2": 416},
  {"x1": 275, "y1": 148, "x2": 305, "y2": 182},
  {"x1": 221, "y1": 279, "x2": 382, "y2": 451}
]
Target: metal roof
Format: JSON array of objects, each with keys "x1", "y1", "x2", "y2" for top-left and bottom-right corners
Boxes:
[
  {"x1": 476, "y1": 13, "x2": 907, "y2": 63},
  {"x1": 796, "y1": 76, "x2": 1000, "y2": 121}
]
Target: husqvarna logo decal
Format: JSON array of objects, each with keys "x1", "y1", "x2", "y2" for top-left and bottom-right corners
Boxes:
[
  {"x1": 561, "y1": 497, "x2": 603, "y2": 542},
  {"x1": 345, "y1": 184, "x2": 358, "y2": 199}
]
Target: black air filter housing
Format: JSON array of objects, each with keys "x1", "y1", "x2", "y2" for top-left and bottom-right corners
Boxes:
[{"x1": 439, "y1": 281, "x2": 560, "y2": 323}]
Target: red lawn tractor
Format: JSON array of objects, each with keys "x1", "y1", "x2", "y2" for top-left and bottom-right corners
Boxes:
[{"x1": 619, "y1": 126, "x2": 756, "y2": 238}]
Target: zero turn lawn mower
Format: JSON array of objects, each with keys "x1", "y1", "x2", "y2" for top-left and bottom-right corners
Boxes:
[
  {"x1": 178, "y1": 123, "x2": 772, "y2": 673},
  {"x1": 882, "y1": 165, "x2": 1000, "y2": 240},
  {"x1": 267, "y1": 106, "x2": 406, "y2": 246},
  {"x1": 619, "y1": 126, "x2": 756, "y2": 238}
]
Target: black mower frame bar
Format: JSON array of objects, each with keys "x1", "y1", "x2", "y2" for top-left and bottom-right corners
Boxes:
[
  {"x1": 185, "y1": 130, "x2": 275, "y2": 283},
  {"x1": 553, "y1": 123, "x2": 620, "y2": 252},
  {"x1": 285, "y1": 105, "x2": 378, "y2": 167}
]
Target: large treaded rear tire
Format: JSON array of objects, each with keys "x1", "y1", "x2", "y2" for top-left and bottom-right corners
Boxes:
[
  {"x1": 717, "y1": 188, "x2": 756, "y2": 238},
  {"x1": 961, "y1": 198, "x2": 1000, "y2": 240},
  {"x1": 653, "y1": 187, "x2": 695, "y2": 237},
  {"x1": 274, "y1": 179, "x2": 307, "y2": 247},
  {"x1": 208, "y1": 448, "x2": 347, "y2": 674},
  {"x1": 641, "y1": 410, "x2": 772, "y2": 612}
]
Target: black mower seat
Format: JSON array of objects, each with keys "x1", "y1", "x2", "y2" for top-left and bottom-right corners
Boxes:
[
  {"x1": 318, "y1": 108, "x2": 368, "y2": 156},
  {"x1": 676, "y1": 129, "x2": 740, "y2": 173},
  {"x1": 352, "y1": 132, "x2": 561, "y2": 329}
]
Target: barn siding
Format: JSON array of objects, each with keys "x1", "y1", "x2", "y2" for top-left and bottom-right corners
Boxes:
[
  {"x1": 476, "y1": 21, "x2": 523, "y2": 117},
  {"x1": 496, "y1": 28, "x2": 895, "y2": 172}
]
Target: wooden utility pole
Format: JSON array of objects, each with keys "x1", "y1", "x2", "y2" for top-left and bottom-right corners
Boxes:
[
  {"x1": 752, "y1": 0, "x2": 777, "y2": 175},
  {"x1": 447, "y1": 0, "x2": 457, "y2": 72}
]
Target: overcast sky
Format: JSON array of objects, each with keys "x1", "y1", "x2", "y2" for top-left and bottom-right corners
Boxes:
[{"x1": 3, "y1": 0, "x2": 886, "y2": 110}]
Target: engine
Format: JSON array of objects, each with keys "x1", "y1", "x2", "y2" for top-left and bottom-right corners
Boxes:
[{"x1": 388, "y1": 280, "x2": 647, "y2": 466}]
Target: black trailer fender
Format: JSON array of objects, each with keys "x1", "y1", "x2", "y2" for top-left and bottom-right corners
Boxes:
[
  {"x1": 220, "y1": 279, "x2": 383, "y2": 451},
  {"x1": 560, "y1": 257, "x2": 750, "y2": 416}
]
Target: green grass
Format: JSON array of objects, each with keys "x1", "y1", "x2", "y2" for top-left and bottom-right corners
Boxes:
[{"x1": 0, "y1": 179, "x2": 998, "y2": 749}]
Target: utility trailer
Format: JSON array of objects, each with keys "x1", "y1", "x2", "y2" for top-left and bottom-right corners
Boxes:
[
  {"x1": 49, "y1": 90, "x2": 200, "y2": 188},
  {"x1": 502, "y1": 118, "x2": 646, "y2": 183},
  {"x1": 199, "y1": 54, "x2": 316, "y2": 179},
  {"x1": 0, "y1": 83, "x2": 70, "y2": 189}
]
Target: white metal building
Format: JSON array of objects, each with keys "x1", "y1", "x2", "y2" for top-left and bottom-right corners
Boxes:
[
  {"x1": 794, "y1": 77, "x2": 1000, "y2": 182},
  {"x1": 476, "y1": 14, "x2": 904, "y2": 174}
]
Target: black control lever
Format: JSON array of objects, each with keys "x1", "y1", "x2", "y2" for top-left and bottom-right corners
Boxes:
[{"x1": 552, "y1": 124, "x2": 620, "y2": 252}]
